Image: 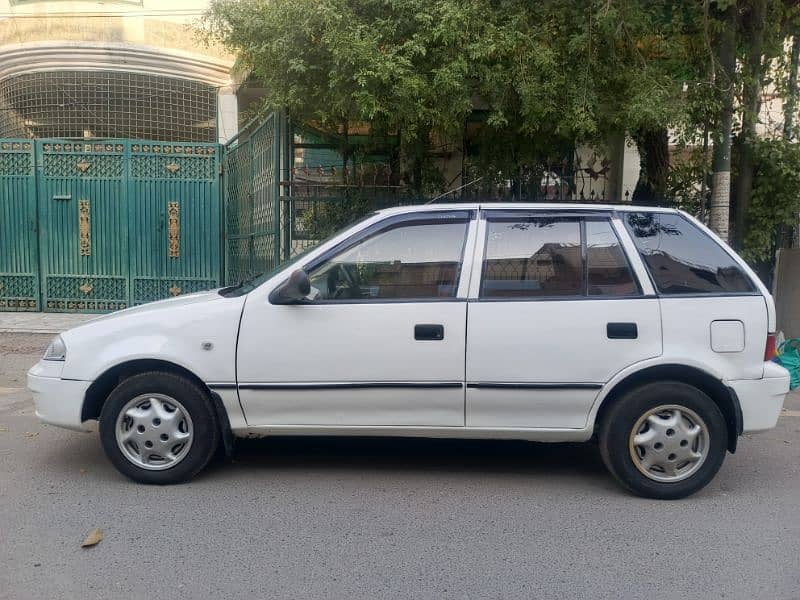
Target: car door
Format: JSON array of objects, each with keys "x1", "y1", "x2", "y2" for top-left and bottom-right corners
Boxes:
[
  {"x1": 236, "y1": 209, "x2": 476, "y2": 427},
  {"x1": 465, "y1": 210, "x2": 663, "y2": 429}
]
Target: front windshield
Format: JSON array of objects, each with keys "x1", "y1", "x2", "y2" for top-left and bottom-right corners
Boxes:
[{"x1": 219, "y1": 212, "x2": 378, "y2": 297}]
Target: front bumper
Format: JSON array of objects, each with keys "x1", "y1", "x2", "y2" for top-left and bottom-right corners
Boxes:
[
  {"x1": 728, "y1": 361, "x2": 791, "y2": 433},
  {"x1": 27, "y1": 361, "x2": 92, "y2": 432}
]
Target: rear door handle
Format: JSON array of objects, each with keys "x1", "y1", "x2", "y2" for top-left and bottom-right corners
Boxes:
[
  {"x1": 415, "y1": 324, "x2": 444, "y2": 341},
  {"x1": 607, "y1": 322, "x2": 638, "y2": 339}
]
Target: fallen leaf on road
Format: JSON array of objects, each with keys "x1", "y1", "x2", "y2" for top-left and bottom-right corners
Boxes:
[
  {"x1": 81, "y1": 528, "x2": 103, "y2": 548},
  {"x1": 0, "y1": 426, "x2": 8, "y2": 432},
  {"x1": 23, "y1": 431, "x2": 38, "y2": 438},
  {"x1": 79, "y1": 469, "x2": 87, "y2": 474}
]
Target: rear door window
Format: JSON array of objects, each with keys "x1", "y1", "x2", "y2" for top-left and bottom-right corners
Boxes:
[
  {"x1": 481, "y1": 218, "x2": 583, "y2": 298},
  {"x1": 479, "y1": 215, "x2": 640, "y2": 299},
  {"x1": 623, "y1": 212, "x2": 755, "y2": 295}
]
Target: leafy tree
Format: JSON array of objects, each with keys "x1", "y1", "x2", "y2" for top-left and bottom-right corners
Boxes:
[
  {"x1": 742, "y1": 137, "x2": 800, "y2": 261},
  {"x1": 203, "y1": 0, "x2": 483, "y2": 192},
  {"x1": 202, "y1": 0, "x2": 800, "y2": 263},
  {"x1": 203, "y1": 0, "x2": 699, "y2": 195},
  {"x1": 708, "y1": 0, "x2": 737, "y2": 241}
]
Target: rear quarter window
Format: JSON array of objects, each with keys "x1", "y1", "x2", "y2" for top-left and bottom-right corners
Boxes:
[{"x1": 623, "y1": 212, "x2": 755, "y2": 295}]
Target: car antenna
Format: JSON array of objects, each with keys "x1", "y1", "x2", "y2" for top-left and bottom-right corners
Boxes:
[{"x1": 425, "y1": 176, "x2": 483, "y2": 204}]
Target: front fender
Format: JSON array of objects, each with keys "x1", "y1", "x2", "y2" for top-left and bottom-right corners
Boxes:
[{"x1": 59, "y1": 294, "x2": 246, "y2": 384}]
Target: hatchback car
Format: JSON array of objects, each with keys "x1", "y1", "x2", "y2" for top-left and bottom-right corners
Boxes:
[{"x1": 28, "y1": 204, "x2": 790, "y2": 498}]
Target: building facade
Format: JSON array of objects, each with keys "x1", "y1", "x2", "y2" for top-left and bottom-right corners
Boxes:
[{"x1": 0, "y1": 0, "x2": 238, "y2": 142}]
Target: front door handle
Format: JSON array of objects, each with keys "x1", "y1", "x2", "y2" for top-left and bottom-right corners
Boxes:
[
  {"x1": 607, "y1": 322, "x2": 638, "y2": 339},
  {"x1": 415, "y1": 324, "x2": 444, "y2": 341}
]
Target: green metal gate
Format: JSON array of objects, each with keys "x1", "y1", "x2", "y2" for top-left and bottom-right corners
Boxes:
[
  {"x1": 0, "y1": 138, "x2": 221, "y2": 313},
  {"x1": 127, "y1": 142, "x2": 221, "y2": 306},
  {"x1": 222, "y1": 113, "x2": 284, "y2": 284},
  {"x1": 0, "y1": 140, "x2": 38, "y2": 311},
  {"x1": 37, "y1": 140, "x2": 130, "y2": 311}
]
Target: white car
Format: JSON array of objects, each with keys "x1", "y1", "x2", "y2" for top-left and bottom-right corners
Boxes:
[{"x1": 28, "y1": 204, "x2": 790, "y2": 498}]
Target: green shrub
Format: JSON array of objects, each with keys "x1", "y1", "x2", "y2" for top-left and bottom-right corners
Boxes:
[{"x1": 743, "y1": 138, "x2": 800, "y2": 262}]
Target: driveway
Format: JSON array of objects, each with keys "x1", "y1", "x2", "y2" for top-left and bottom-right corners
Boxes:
[{"x1": 1, "y1": 332, "x2": 798, "y2": 599}]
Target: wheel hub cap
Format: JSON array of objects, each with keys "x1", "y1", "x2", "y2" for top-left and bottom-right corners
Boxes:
[
  {"x1": 115, "y1": 394, "x2": 193, "y2": 471},
  {"x1": 628, "y1": 404, "x2": 709, "y2": 483}
]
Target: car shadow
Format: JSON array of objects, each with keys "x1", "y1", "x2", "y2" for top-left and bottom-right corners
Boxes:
[
  {"x1": 212, "y1": 436, "x2": 612, "y2": 482},
  {"x1": 30, "y1": 428, "x2": 618, "y2": 493}
]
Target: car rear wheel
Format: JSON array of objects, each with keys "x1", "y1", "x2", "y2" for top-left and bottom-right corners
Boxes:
[
  {"x1": 99, "y1": 372, "x2": 219, "y2": 484},
  {"x1": 599, "y1": 381, "x2": 728, "y2": 499}
]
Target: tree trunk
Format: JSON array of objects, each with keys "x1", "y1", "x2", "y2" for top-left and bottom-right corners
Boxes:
[
  {"x1": 784, "y1": 35, "x2": 800, "y2": 139},
  {"x1": 405, "y1": 128, "x2": 431, "y2": 195},
  {"x1": 605, "y1": 131, "x2": 626, "y2": 202},
  {"x1": 733, "y1": 0, "x2": 767, "y2": 248},
  {"x1": 699, "y1": 121, "x2": 710, "y2": 223},
  {"x1": 631, "y1": 127, "x2": 670, "y2": 204},
  {"x1": 709, "y1": 2, "x2": 737, "y2": 242},
  {"x1": 340, "y1": 119, "x2": 350, "y2": 182}
]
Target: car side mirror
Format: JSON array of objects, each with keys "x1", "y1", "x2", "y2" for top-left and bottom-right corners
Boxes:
[{"x1": 271, "y1": 269, "x2": 311, "y2": 304}]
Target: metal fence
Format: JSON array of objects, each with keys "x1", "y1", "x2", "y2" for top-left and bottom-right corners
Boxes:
[
  {"x1": 281, "y1": 181, "x2": 416, "y2": 258},
  {"x1": 222, "y1": 114, "x2": 412, "y2": 281},
  {"x1": 219, "y1": 114, "x2": 691, "y2": 287},
  {"x1": 222, "y1": 113, "x2": 287, "y2": 284}
]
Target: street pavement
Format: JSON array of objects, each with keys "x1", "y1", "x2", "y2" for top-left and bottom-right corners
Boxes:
[{"x1": 1, "y1": 332, "x2": 798, "y2": 599}]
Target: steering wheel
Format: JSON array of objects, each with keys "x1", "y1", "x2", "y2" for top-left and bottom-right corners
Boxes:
[{"x1": 331, "y1": 264, "x2": 360, "y2": 299}]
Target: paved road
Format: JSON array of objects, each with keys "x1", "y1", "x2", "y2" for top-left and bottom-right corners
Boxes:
[{"x1": 1, "y1": 332, "x2": 798, "y2": 599}]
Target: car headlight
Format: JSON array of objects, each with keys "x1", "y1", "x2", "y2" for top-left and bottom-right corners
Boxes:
[{"x1": 43, "y1": 335, "x2": 67, "y2": 361}]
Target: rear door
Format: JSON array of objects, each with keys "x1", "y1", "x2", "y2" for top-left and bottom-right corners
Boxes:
[{"x1": 465, "y1": 210, "x2": 662, "y2": 429}]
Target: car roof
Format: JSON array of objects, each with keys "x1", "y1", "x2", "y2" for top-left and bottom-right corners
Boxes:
[{"x1": 375, "y1": 203, "x2": 680, "y2": 216}]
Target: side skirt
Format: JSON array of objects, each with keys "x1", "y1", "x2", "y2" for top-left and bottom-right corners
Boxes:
[{"x1": 231, "y1": 424, "x2": 593, "y2": 443}]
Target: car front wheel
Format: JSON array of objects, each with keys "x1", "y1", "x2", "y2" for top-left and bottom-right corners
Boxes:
[
  {"x1": 599, "y1": 381, "x2": 728, "y2": 499},
  {"x1": 99, "y1": 372, "x2": 219, "y2": 484}
]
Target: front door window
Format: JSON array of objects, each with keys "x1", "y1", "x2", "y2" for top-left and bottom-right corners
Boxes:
[{"x1": 307, "y1": 216, "x2": 470, "y2": 301}]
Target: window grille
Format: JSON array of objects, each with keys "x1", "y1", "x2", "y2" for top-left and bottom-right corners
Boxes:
[{"x1": 0, "y1": 71, "x2": 217, "y2": 141}]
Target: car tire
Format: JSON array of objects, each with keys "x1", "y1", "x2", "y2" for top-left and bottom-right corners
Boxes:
[
  {"x1": 598, "y1": 381, "x2": 728, "y2": 500},
  {"x1": 99, "y1": 371, "x2": 219, "y2": 484}
]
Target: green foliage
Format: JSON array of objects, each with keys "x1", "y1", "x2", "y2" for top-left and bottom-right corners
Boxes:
[
  {"x1": 201, "y1": 0, "x2": 800, "y2": 256},
  {"x1": 667, "y1": 143, "x2": 709, "y2": 213},
  {"x1": 202, "y1": 0, "x2": 702, "y2": 187},
  {"x1": 742, "y1": 138, "x2": 800, "y2": 261}
]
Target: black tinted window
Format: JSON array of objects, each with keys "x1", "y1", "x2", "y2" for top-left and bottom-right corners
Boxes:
[
  {"x1": 624, "y1": 212, "x2": 754, "y2": 294},
  {"x1": 307, "y1": 220, "x2": 468, "y2": 300},
  {"x1": 587, "y1": 220, "x2": 639, "y2": 296},
  {"x1": 481, "y1": 218, "x2": 583, "y2": 297}
]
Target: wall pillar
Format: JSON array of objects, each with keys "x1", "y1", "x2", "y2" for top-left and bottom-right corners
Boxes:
[{"x1": 217, "y1": 85, "x2": 238, "y2": 144}]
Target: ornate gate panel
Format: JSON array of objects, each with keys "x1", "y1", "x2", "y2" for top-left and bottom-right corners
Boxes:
[
  {"x1": 0, "y1": 140, "x2": 38, "y2": 311},
  {"x1": 37, "y1": 141, "x2": 130, "y2": 312},
  {"x1": 128, "y1": 141, "x2": 221, "y2": 305},
  {"x1": 223, "y1": 137, "x2": 253, "y2": 283}
]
